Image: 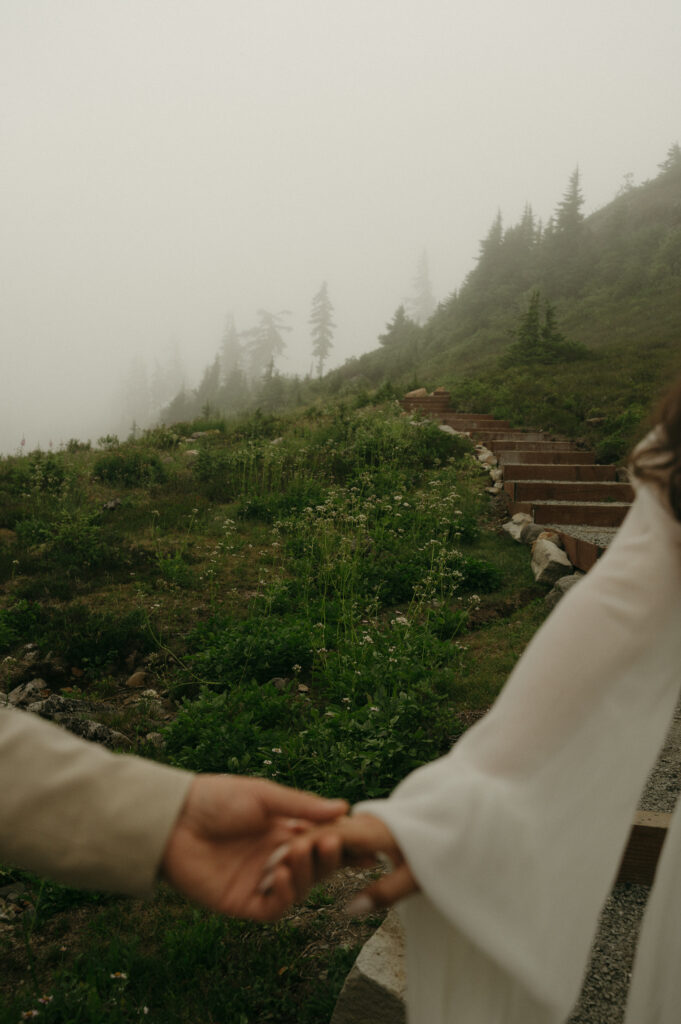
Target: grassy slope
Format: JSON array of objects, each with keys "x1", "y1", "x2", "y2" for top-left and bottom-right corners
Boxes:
[{"x1": 0, "y1": 402, "x2": 550, "y2": 1023}]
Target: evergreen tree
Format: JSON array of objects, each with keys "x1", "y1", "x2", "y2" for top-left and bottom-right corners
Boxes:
[
  {"x1": 195, "y1": 355, "x2": 221, "y2": 413},
  {"x1": 409, "y1": 250, "x2": 436, "y2": 324},
  {"x1": 502, "y1": 291, "x2": 587, "y2": 366},
  {"x1": 309, "y1": 282, "x2": 335, "y2": 376},
  {"x1": 379, "y1": 305, "x2": 420, "y2": 348},
  {"x1": 658, "y1": 142, "x2": 681, "y2": 173},
  {"x1": 219, "y1": 314, "x2": 243, "y2": 383},
  {"x1": 555, "y1": 167, "x2": 585, "y2": 235},
  {"x1": 244, "y1": 309, "x2": 291, "y2": 379}
]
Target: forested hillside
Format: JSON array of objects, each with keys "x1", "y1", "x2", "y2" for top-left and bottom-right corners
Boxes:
[{"x1": 166, "y1": 145, "x2": 681, "y2": 462}]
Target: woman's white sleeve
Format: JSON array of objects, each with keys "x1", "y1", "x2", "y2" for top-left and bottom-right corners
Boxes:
[{"x1": 355, "y1": 485, "x2": 681, "y2": 1024}]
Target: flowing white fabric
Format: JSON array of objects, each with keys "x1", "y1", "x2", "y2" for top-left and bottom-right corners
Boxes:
[{"x1": 355, "y1": 482, "x2": 681, "y2": 1024}]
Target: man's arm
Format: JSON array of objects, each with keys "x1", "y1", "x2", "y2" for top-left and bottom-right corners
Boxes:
[{"x1": 0, "y1": 708, "x2": 346, "y2": 915}]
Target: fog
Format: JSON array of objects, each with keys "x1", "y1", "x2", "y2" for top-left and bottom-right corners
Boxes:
[{"x1": 1, "y1": 0, "x2": 679, "y2": 453}]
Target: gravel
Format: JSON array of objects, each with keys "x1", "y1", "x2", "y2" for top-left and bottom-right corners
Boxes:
[{"x1": 568, "y1": 702, "x2": 681, "y2": 1023}]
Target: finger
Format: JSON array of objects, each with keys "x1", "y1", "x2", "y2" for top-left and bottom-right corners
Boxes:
[
  {"x1": 344, "y1": 864, "x2": 418, "y2": 916},
  {"x1": 312, "y1": 830, "x2": 346, "y2": 881},
  {"x1": 253, "y1": 865, "x2": 298, "y2": 922},
  {"x1": 260, "y1": 783, "x2": 349, "y2": 823}
]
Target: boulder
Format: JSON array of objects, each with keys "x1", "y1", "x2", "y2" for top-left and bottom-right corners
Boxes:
[
  {"x1": 8, "y1": 679, "x2": 48, "y2": 707},
  {"x1": 531, "y1": 538, "x2": 573, "y2": 584},
  {"x1": 536, "y1": 529, "x2": 563, "y2": 548},
  {"x1": 126, "y1": 670, "x2": 149, "y2": 689},
  {"x1": 331, "y1": 910, "x2": 406, "y2": 1024},
  {"x1": 404, "y1": 388, "x2": 428, "y2": 398},
  {"x1": 519, "y1": 523, "x2": 546, "y2": 545},
  {"x1": 502, "y1": 513, "x2": 532, "y2": 542},
  {"x1": 545, "y1": 573, "x2": 584, "y2": 609}
]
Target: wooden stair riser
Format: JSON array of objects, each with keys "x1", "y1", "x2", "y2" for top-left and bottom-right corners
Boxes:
[
  {"x1": 498, "y1": 451, "x2": 596, "y2": 466},
  {"x1": 510, "y1": 481, "x2": 635, "y2": 503},
  {"x1": 474, "y1": 431, "x2": 547, "y2": 445},
  {"x1": 489, "y1": 439, "x2": 578, "y2": 452},
  {"x1": 440, "y1": 416, "x2": 511, "y2": 430},
  {"x1": 502, "y1": 464, "x2": 618, "y2": 482},
  {"x1": 512, "y1": 503, "x2": 631, "y2": 527}
]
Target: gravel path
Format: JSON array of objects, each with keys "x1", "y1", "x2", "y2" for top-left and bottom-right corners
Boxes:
[{"x1": 568, "y1": 703, "x2": 681, "y2": 1023}]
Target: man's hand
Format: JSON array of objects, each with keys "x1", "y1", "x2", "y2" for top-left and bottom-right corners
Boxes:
[{"x1": 161, "y1": 775, "x2": 348, "y2": 921}]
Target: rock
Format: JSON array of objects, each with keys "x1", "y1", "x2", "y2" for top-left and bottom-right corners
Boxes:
[
  {"x1": 27, "y1": 694, "x2": 71, "y2": 718},
  {"x1": 139, "y1": 688, "x2": 160, "y2": 700},
  {"x1": 269, "y1": 677, "x2": 290, "y2": 691},
  {"x1": 331, "y1": 910, "x2": 406, "y2": 1024},
  {"x1": 536, "y1": 529, "x2": 563, "y2": 548},
  {"x1": 485, "y1": 485, "x2": 503, "y2": 494},
  {"x1": 519, "y1": 523, "x2": 546, "y2": 545},
  {"x1": 0, "y1": 529, "x2": 18, "y2": 546},
  {"x1": 145, "y1": 732, "x2": 165, "y2": 748},
  {"x1": 9, "y1": 652, "x2": 69, "y2": 689},
  {"x1": 8, "y1": 679, "x2": 48, "y2": 707},
  {"x1": 438, "y1": 424, "x2": 456, "y2": 435},
  {"x1": 126, "y1": 670, "x2": 149, "y2": 689},
  {"x1": 490, "y1": 468, "x2": 504, "y2": 482},
  {"x1": 531, "y1": 538, "x2": 573, "y2": 584},
  {"x1": 183, "y1": 450, "x2": 200, "y2": 459},
  {"x1": 270, "y1": 437, "x2": 284, "y2": 445},
  {"x1": 102, "y1": 499, "x2": 122, "y2": 511},
  {"x1": 545, "y1": 573, "x2": 584, "y2": 609},
  {"x1": 404, "y1": 388, "x2": 428, "y2": 398},
  {"x1": 502, "y1": 513, "x2": 532, "y2": 541},
  {"x1": 616, "y1": 466, "x2": 631, "y2": 483},
  {"x1": 65, "y1": 719, "x2": 132, "y2": 748}
]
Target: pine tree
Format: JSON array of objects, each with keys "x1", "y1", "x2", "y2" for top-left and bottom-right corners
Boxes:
[
  {"x1": 555, "y1": 167, "x2": 584, "y2": 235},
  {"x1": 309, "y1": 282, "x2": 335, "y2": 377},
  {"x1": 244, "y1": 309, "x2": 291, "y2": 380},
  {"x1": 219, "y1": 314, "x2": 243, "y2": 383},
  {"x1": 409, "y1": 250, "x2": 436, "y2": 324},
  {"x1": 379, "y1": 305, "x2": 419, "y2": 347}
]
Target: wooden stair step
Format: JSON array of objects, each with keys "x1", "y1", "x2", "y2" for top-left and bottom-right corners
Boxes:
[
  {"x1": 502, "y1": 463, "x2": 618, "y2": 482},
  {"x1": 498, "y1": 451, "x2": 596, "y2": 465},
  {"x1": 490, "y1": 439, "x2": 580, "y2": 452},
  {"x1": 509, "y1": 481, "x2": 634, "y2": 503},
  {"x1": 511, "y1": 501, "x2": 631, "y2": 527}
]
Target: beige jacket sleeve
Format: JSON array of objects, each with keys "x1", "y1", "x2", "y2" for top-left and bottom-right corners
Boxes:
[{"x1": 0, "y1": 708, "x2": 193, "y2": 896}]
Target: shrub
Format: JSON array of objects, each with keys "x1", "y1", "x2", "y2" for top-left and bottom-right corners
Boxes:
[
  {"x1": 187, "y1": 614, "x2": 319, "y2": 686},
  {"x1": 93, "y1": 449, "x2": 167, "y2": 487}
]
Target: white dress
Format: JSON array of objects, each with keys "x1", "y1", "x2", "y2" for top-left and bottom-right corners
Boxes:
[{"x1": 355, "y1": 481, "x2": 681, "y2": 1023}]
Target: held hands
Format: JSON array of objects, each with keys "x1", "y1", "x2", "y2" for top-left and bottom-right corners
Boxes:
[
  {"x1": 270, "y1": 813, "x2": 420, "y2": 916},
  {"x1": 160, "y1": 774, "x2": 348, "y2": 921}
]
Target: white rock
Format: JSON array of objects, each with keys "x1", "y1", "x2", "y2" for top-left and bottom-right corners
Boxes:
[
  {"x1": 331, "y1": 910, "x2": 406, "y2": 1024},
  {"x1": 512, "y1": 512, "x2": 533, "y2": 525},
  {"x1": 502, "y1": 520, "x2": 525, "y2": 541},
  {"x1": 8, "y1": 680, "x2": 46, "y2": 707},
  {"x1": 531, "y1": 538, "x2": 573, "y2": 584}
]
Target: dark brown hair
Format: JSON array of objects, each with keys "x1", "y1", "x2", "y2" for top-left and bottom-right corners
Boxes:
[{"x1": 631, "y1": 379, "x2": 681, "y2": 521}]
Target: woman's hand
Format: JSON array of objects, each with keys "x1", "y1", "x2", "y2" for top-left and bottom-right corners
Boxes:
[{"x1": 272, "y1": 812, "x2": 420, "y2": 915}]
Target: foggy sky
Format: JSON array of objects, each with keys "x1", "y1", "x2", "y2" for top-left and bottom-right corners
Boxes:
[{"x1": 1, "y1": 0, "x2": 680, "y2": 453}]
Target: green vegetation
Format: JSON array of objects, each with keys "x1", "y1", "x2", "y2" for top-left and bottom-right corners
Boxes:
[{"x1": 0, "y1": 400, "x2": 547, "y2": 1022}]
